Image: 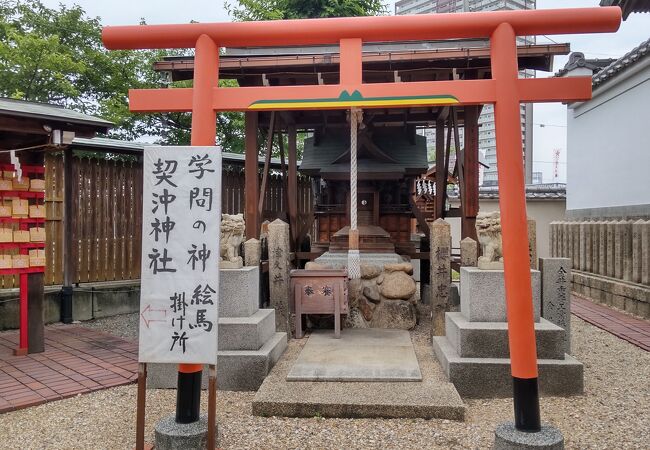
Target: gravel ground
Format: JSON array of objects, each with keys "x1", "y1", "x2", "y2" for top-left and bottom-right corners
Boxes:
[{"x1": 0, "y1": 313, "x2": 648, "y2": 449}]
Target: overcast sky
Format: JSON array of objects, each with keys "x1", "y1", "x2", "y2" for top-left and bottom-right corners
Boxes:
[{"x1": 41, "y1": 0, "x2": 649, "y2": 183}]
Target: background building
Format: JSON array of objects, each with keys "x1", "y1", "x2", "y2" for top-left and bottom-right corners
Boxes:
[{"x1": 395, "y1": 0, "x2": 536, "y2": 186}]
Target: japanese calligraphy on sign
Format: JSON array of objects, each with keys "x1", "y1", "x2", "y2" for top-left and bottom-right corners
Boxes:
[{"x1": 138, "y1": 146, "x2": 221, "y2": 364}]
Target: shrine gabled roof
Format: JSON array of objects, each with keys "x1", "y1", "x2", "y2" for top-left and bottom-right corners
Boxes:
[
  {"x1": 0, "y1": 97, "x2": 112, "y2": 132},
  {"x1": 300, "y1": 130, "x2": 427, "y2": 177}
]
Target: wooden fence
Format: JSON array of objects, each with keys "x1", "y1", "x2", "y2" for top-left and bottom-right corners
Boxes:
[{"x1": 37, "y1": 154, "x2": 312, "y2": 287}]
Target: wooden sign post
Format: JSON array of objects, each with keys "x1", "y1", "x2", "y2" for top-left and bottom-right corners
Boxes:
[{"x1": 135, "y1": 145, "x2": 221, "y2": 449}]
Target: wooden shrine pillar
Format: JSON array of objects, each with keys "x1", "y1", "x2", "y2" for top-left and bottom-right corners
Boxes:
[
  {"x1": 462, "y1": 105, "x2": 480, "y2": 242},
  {"x1": 287, "y1": 123, "x2": 298, "y2": 249},
  {"x1": 245, "y1": 112, "x2": 260, "y2": 239}
]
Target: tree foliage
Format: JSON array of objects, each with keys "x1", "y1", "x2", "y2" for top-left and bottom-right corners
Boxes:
[
  {"x1": 0, "y1": 0, "x2": 245, "y2": 151},
  {"x1": 226, "y1": 0, "x2": 388, "y2": 21}
]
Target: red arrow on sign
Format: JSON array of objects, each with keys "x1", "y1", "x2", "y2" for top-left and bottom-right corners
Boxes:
[{"x1": 141, "y1": 304, "x2": 167, "y2": 329}]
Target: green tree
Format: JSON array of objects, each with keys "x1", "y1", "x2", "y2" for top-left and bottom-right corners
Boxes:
[
  {"x1": 226, "y1": 0, "x2": 388, "y2": 21},
  {"x1": 0, "y1": 0, "x2": 245, "y2": 151}
]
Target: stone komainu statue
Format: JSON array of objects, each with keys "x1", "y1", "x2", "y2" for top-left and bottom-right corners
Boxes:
[
  {"x1": 220, "y1": 213, "x2": 245, "y2": 268},
  {"x1": 475, "y1": 211, "x2": 504, "y2": 270}
]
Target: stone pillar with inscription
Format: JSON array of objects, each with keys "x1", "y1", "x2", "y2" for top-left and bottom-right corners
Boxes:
[
  {"x1": 244, "y1": 238, "x2": 261, "y2": 267},
  {"x1": 460, "y1": 237, "x2": 478, "y2": 267},
  {"x1": 268, "y1": 219, "x2": 291, "y2": 333},
  {"x1": 430, "y1": 219, "x2": 451, "y2": 337},
  {"x1": 539, "y1": 257, "x2": 572, "y2": 354},
  {"x1": 528, "y1": 218, "x2": 537, "y2": 269}
]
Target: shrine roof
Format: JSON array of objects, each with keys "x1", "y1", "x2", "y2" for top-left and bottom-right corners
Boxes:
[
  {"x1": 155, "y1": 41, "x2": 570, "y2": 84},
  {"x1": 0, "y1": 97, "x2": 112, "y2": 132},
  {"x1": 300, "y1": 130, "x2": 427, "y2": 177}
]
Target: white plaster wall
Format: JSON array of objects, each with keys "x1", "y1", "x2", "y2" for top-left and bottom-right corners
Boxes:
[
  {"x1": 448, "y1": 199, "x2": 566, "y2": 259},
  {"x1": 567, "y1": 63, "x2": 650, "y2": 212}
]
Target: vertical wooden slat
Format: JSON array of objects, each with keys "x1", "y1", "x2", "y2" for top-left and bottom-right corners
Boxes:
[
  {"x1": 134, "y1": 160, "x2": 143, "y2": 279},
  {"x1": 107, "y1": 161, "x2": 116, "y2": 281}
]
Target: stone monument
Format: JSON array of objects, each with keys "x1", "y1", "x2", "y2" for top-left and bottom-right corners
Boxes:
[
  {"x1": 220, "y1": 213, "x2": 245, "y2": 269},
  {"x1": 460, "y1": 237, "x2": 478, "y2": 267},
  {"x1": 244, "y1": 238, "x2": 261, "y2": 267},
  {"x1": 268, "y1": 219, "x2": 291, "y2": 333},
  {"x1": 539, "y1": 257, "x2": 572, "y2": 354},
  {"x1": 430, "y1": 219, "x2": 451, "y2": 336},
  {"x1": 476, "y1": 212, "x2": 504, "y2": 270}
]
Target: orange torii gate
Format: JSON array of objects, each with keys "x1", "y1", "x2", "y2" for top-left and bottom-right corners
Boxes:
[{"x1": 103, "y1": 5, "x2": 620, "y2": 442}]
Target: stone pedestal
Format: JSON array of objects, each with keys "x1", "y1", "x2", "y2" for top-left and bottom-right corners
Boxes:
[
  {"x1": 148, "y1": 267, "x2": 287, "y2": 391},
  {"x1": 494, "y1": 422, "x2": 564, "y2": 450},
  {"x1": 433, "y1": 267, "x2": 583, "y2": 398},
  {"x1": 539, "y1": 258, "x2": 571, "y2": 354},
  {"x1": 459, "y1": 267, "x2": 541, "y2": 323},
  {"x1": 154, "y1": 414, "x2": 217, "y2": 450}
]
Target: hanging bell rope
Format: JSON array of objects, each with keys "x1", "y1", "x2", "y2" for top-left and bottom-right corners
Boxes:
[{"x1": 348, "y1": 107, "x2": 363, "y2": 280}]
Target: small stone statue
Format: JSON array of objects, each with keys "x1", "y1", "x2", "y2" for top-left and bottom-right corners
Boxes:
[
  {"x1": 476, "y1": 211, "x2": 504, "y2": 270},
  {"x1": 220, "y1": 213, "x2": 245, "y2": 269}
]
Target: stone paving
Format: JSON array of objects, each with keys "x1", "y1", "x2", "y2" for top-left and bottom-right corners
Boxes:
[
  {"x1": 0, "y1": 325, "x2": 137, "y2": 414},
  {"x1": 572, "y1": 294, "x2": 650, "y2": 351}
]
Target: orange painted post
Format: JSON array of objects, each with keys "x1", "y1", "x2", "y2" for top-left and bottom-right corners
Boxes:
[
  {"x1": 176, "y1": 34, "x2": 219, "y2": 425},
  {"x1": 491, "y1": 22, "x2": 539, "y2": 431}
]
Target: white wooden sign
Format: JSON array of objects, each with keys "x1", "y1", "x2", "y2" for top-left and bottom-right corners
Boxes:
[{"x1": 138, "y1": 146, "x2": 221, "y2": 364}]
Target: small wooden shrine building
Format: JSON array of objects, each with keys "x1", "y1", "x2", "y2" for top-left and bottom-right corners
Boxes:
[{"x1": 155, "y1": 40, "x2": 568, "y2": 259}]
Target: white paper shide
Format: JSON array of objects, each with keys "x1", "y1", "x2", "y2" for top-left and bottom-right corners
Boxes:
[{"x1": 138, "y1": 146, "x2": 221, "y2": 364}]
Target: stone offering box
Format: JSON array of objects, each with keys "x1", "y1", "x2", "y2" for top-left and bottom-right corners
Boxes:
[{"x1": 291, "y1": 269, "x2": 348, "y2": 339}]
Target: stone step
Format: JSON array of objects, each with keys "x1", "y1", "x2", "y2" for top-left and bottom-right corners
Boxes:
[
  {"x1": 218, "y1": 332, "x2": 288, "y2": 391},
  {"x1": 147, "y1": 332, "x2": 288, "y2": 391},
  {"x1": 218, "y1": 309, "x2": 276, "y2": 351},
  {"x1": 445, "y1": 312, "x2": 566, "y2": 359},
  {"x1": 219, "y1": 266, "x2": 259, "y2": 318},
  {"x1": 432, "y1": 336, "x2": 583, "y2": 398}
]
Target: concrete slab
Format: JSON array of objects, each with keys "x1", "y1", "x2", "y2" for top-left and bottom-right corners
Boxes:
[
  {"x1": 287, "y1": 329, "x2": 422, "y2": 382},
  {"x1": 253, "y1": 328, "x2": 465, "y2": 420}
]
